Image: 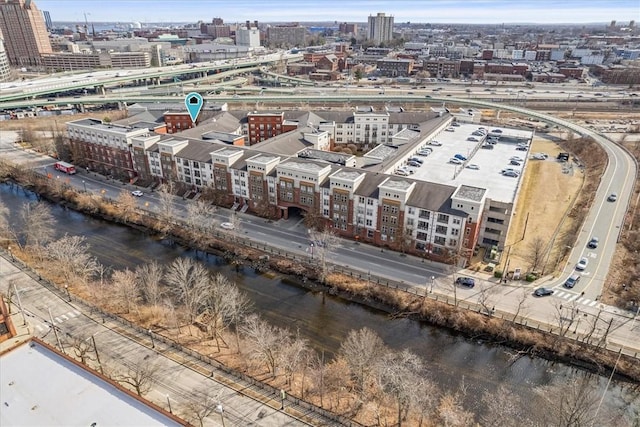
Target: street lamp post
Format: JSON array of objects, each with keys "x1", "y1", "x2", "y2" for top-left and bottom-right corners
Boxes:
[
  {"x1": 64, "y1": 285, "x2": 71, "y2": 301},
  {"x1": 91, "y1": 334, "x2": 103, "y2": 374},
  {"x1": 166, "y1": 395, "x2": 173, "y2": 414},
  {"x1": 216, "y1": 403, "x2": 225, "y2": 426},
  {"x1": 148, "y1": 329, "x2": 155, "y2": 348},
  {"x1": 430, "y1": 276, "x2": 435, "y2": 293},
  {"x1": 280, "y1": 389, "x2": 286, "y2": 410},
  {"x1": 8, "y1": 245, "x2": 14, "y2": 261},
  {"x1": 82, "y1": 180, "x2": 87, "y2": 192}
]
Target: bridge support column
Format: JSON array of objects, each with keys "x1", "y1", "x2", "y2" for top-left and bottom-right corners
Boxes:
[
  {"x1": 497, "y1": 110, "x2": 501, "y2": 120},
  {"x1": 96, "y1": 85, "x2": 106, "y2": 95},
  {"x1": 76, "y1": 103, "x2": 85, "y2": 113}
]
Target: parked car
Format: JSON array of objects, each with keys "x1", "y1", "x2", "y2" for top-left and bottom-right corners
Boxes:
[
  {"x1": 465, "y1": 164, "x2": 480, "y2": 170},
  {"x1": 407, "y1": 161, "x2": 422, "y2": 167},
  {"x1": 445, "y1": 127, "x2": 455, "y2": 132},
  {"x1": 429, "y1": 141, "x2": 442, "y2": 146},
  {"x1": 131, "y1": 190, "x2": 144, "y2": 197},
  {"x1": 608, "y1": 193, "x2": 617, "y2": 202},
  {"x1": 451, "y1": 122, "x2": 460, "y2": 127},
  {"x1": 501, "y1": 168, "x2": 520, "y2": 175},
  {"x1": 220, "y1": 222, "x2": 235, "y2": 230},
  {"x1": 587, "y1": 237, "x2": 599, "y2": 249},
  {"x1": 417, "y1": 151, "x2": 431, "y2": 156},
  {"x1": 534, "y1": 287, "x2": 554, "y2": 297},
  {"x1": 481, "y1": 144, "x2": 494, "y2": 150},
  {"x1": 454, "y1": 154, "x2": 468, "y2": 161},
  {"x1": 503, "y1": 170, "x2": 519, "y2": 177},
  {"x1": 408, "y1": 157, "x2": 424, "y2": 164},
  {"x1": 449, "y1": 158, "x2": 463, "y2": 165},
  {"x1": 510, "y1": 156, "x2": 524, "y2": 162},
  {"x1": 395, "y1": 169, "x2": 410, "y2": 176},
  {"x1": 516, "y1": 146, "x2": 529, "y2": 151},
  {"x1": 467, "y1": 137, "x2": 479, "y2": 142},
  {"x1": 576, "y1": 257, "x2": 589, "y2": 270},
  {"x1": 510, "y1": 160, "x2": 522, "y2": 166},
  {"x1": 564, "y1": 274, "x2": 581, "y2": 289},
  {"x1": 455, "y1": 277, "x2": 475, "y2": 288}
]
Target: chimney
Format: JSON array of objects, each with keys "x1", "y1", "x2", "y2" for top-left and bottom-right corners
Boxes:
[
  {"x1": 246, "y1": 20, "x2": 250, "y2": 30},
  {"x1": 254, "y1": 20, "x2": 258, "y2": 29}
]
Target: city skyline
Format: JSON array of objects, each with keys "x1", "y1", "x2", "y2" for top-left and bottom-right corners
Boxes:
[{"x1": 37, "y1": 0, "x2": 639, "y2": 25}]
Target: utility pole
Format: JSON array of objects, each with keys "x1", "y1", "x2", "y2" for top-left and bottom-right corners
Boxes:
[{"x1": 48, "y1": 308, "x2": 64, "y2": 354}]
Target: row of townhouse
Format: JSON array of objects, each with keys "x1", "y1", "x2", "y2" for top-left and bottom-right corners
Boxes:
[{"x1": 65, "y1": 114, "x2": 488, "y2": 262}]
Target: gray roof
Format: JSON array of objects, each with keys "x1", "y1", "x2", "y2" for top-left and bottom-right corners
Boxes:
[
  {"x1": 177, "y1": 112, "x2": 242, "y2": 138},
  {"x1": 407, "y1": 181, "x2": 464, "y2": 214},
  {"x1": 353, "y1": 172, "x2": 389, "y2": 198},
  {"x1": 250, "y1": 128, "x2": 314, "y2": 156},
  {"x1": 173, "y1": 139, "x2": 223, "y2": 163}
]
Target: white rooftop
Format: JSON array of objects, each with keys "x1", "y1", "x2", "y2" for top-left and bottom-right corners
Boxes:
[
  {"x1": 406, "y1": 123, "x2": 532, "y2": 203},
  {"x1": 0, "y1": 341, "x2": 182, "y2": 427}
]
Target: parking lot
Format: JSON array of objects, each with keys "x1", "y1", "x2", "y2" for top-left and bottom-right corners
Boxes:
[{"x1": 397, "y1": 123, "x2": 533, "y2": 203}]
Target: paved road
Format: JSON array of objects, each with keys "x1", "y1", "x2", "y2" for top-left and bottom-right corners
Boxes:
[{"x1": 0, "y1": 254, "x2": 346, "y2": 427}]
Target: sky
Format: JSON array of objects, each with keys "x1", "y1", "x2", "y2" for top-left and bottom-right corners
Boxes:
[{"x1": 36, "y1": 0, "x2": 640, "y2": 25}]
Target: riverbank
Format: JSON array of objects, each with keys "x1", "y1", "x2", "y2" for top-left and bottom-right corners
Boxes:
[{"x1": 3, "y1": 163, "x2": 639, "y2": 386}]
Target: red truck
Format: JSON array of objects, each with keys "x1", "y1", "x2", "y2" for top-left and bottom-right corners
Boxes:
[{"x1": 54, "y1": 161, "x2": 77, "y2": 175}]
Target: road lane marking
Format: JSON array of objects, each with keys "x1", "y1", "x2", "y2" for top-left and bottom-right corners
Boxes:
[
  {"x1": 588, "y1": 300, "x2": 598, "y2": 307},
  {"x1": 60, "y1": 314, "x2": 69, "y2": 320},
  {"x1": 54, "y1": 317, "x2": 61, "y2": 323}
]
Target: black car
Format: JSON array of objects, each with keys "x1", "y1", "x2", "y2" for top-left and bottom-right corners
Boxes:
[
  {"x1": 455, "y1": 277, "x2": 475, "y2": 288},
  {"x1": 534, "y1": 287, "x2": 554, "y2": 297},
  {"x1": 587, "y1": 237, "x2": 599, "y2": 249},
  {"x1": 510, "y1": 160, "x2": 522, "y2": 166}
]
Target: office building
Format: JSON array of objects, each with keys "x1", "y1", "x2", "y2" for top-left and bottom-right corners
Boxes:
[
  {"x1": 0, "y1": 32, "x2": 11, "y2": 82},
  {"x1": 42, "y1": 9, "x2": 51, "y2": 29},
  {"x1": 236, "y1": 21, "x2": 261, "y2": 48},
  {"x1": 367, "y1": 12, "x2": 394, "y2": 45},
  {"x1": 267, "y1": 24, "x2": 306, "y2": 48},
  {"x1": 0, "y1": 0, "x2": 52, "y2": 66}
]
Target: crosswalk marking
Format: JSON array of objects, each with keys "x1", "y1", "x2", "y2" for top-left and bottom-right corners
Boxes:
[
  {"x1": 35, "y1": 325, "x2": 45, "y2": 332},
  {"x1": 60, "y1": 314, "x2": 69, "y2": 320},
  {"x1": 554, "y1": 291, "x2": 596, "y2": 308},
  {"x1": 54, "y1": 317, "x2": 61, "y2": 323},
  {"x1": 73, "y1": 310, "x2": 81, "y2": 316}
]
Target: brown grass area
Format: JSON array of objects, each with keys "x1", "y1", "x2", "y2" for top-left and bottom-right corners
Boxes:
[
  {"x1": 1, "y1": 110, "x2": 127, "y2": 132},
  {"x1": 504, "y1": 138, "x2": 584, "y2": 273}
]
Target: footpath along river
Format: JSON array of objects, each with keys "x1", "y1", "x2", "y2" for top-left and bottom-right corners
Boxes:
[{"x1": 2, "y1": 183, "x2": 637, "y2": 420}]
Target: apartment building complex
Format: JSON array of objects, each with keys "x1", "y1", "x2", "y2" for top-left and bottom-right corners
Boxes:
[
  {"x1": 65, "y1": 109, "x2": 527, "y2": 262},
  {"x1": 267, "y1": 24, "x2": 306, "y2": 48},
  {"x1": 0, "y1": 0, "x2": 52, "y2": 66}
]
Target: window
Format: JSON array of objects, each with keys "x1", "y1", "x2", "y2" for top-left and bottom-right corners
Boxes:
[
  {"x1": 407, "y1": 218, "x2": 414, "y2": 226},
  {"x1": 453, "y1": 218, "x2": 461, "y2": 225},
  {"x1": 435, "y1": 225, "x2": 448, "y2": 235},
  {"x1": 416, "y1": 231, "x2": 428, "y2": 241},
  {"x1": 366, "y1": 219, "x2": 373, "y2": 227},
  {"x1": 434, "y1": 236, "x2": 446, "y2": 245},
  {"x1": 419, "y1": 210, "x2": 430, "y2": 219},
  {"x1": 437, "y1": 213, "x2": 449, "y2": 223}
]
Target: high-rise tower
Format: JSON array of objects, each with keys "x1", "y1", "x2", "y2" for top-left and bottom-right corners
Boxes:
[
  {"x1": 367, "y1": 12, "x2": 394, "y2": 45},
  {"x1": 0, "y1": 0, "x2": 52, "y2": 66}
]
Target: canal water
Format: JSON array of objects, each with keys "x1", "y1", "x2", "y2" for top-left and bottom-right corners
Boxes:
[{"x1": 2, "y1": 183, "x2": 636, "y2": 420}]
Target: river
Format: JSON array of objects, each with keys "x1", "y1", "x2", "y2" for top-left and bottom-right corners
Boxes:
[{"x1": 1, "y1": 183, "x2": 637, "y2": 421}]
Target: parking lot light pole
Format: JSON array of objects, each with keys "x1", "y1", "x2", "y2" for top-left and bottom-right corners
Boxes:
[
  {"x1": 82, "y1": 180, "x2": 87, "y2": 192},
  {"x1": 430, "y1": 276, "x2": 435, "y2": 293},
  {"x1": 148, "y1": 329, "x2": 155, "y2": 348},
  {"x1": 64, "y1": 285, "x2": 71, "y2": 301}
]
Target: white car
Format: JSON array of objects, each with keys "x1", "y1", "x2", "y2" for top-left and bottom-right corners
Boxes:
[
  {"x1": 429, "y1": 141, "x2": 442, "y2": 146},
  {"x1": 510, "y1": 156, "x2": 524, "y2": 162},
  {"x1": 465, "y1": 164, "x2": 480, "y2": 170},
  {"x1": 131, "y1": 190, "x2": 143, "y2": 197},
  {"x1": 220, "y1": 222, "x2": 235, "y2": 230},
  {"x1": 449, "y1": 158, "x2": 463, "y2": 165},
  {"x1": 576, "y1": 257, "x2": 589, "y2": 270},
  {"x1": 395, "y1": 169, "x2": 410, "y2": 176}
]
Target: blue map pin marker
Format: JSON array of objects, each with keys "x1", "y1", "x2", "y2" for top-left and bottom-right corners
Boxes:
[{"x1": 184, "y1": 92, "x2": 203, "y2": 124}]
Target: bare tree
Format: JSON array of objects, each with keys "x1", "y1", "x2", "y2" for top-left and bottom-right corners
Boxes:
[
  {"x1": 111, "y1": 269, "x2": 140, "y2": 315},
  {"x1": 481, "y1": 385, "x2": 532, "y2": 427},
  {"x1": 435, "y1": 392, "x2": 474, "y2": 427},
  {"x1": 279, "y1": 332, "x2": 312, "y2": 388},
  {"x1": 20, "y1": 201, "x2": 55, "y2": 251},
  {"x1": 201, "y1": 273, "x2": 237, "y2": 351},
  {"x1": 45, "y1": 235, "x2": 99, "y2": 284},
  {"x1": 68, "y1": 333, "x2": 96, "y2": 365},
  {"x1": 116, "y1": 190, "x2": 137, "y2": 223},
  {"x1": 536, "y1": 375, "x2": 609, "y2": 427},
  {"x1": 377, "y1": 349, "x2": 426, "y2": 427},
  {"x1": 528, "y1": 237, "x2": 546, "y2": 272},
  {"x1": 339, "y1": 327, "x2": 387, "y2": 397},
  {"x1": 185, "y1": 199, "x2": 217, "y2": 235},
  {"x1": 0, "y1": 198, "x2": 12, "y2": 242},
  {"x1": 185, "y1": 387, "x2": 222, "y2": 427},
  {"x1": 135, "y1": 261, "x2": 165, "y2": 309},
  {"x1": 477, "y1": 285, "x2": 498, "y2": 316},
  {"x1": 157, "y1": 183, "x2": 176, "y2": 236},
  {"x1": 310, "y1": 228, "x2": 340, "y2": 282},
  {"x1": 551, "y1": 300, "x2": 580, "y2": 337},
  {"x1": 114, "y1": 358, "x2": 158, "y2": 396},
  {"x1": 512, "y1": 288, "x2": 530, "y2": 322},
  {"x1": 165, "y1": 257, "x2": 209, "y2": 330},
  {"x1": 240, "y1": 314, "x2": 290, "y2": 377}
]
